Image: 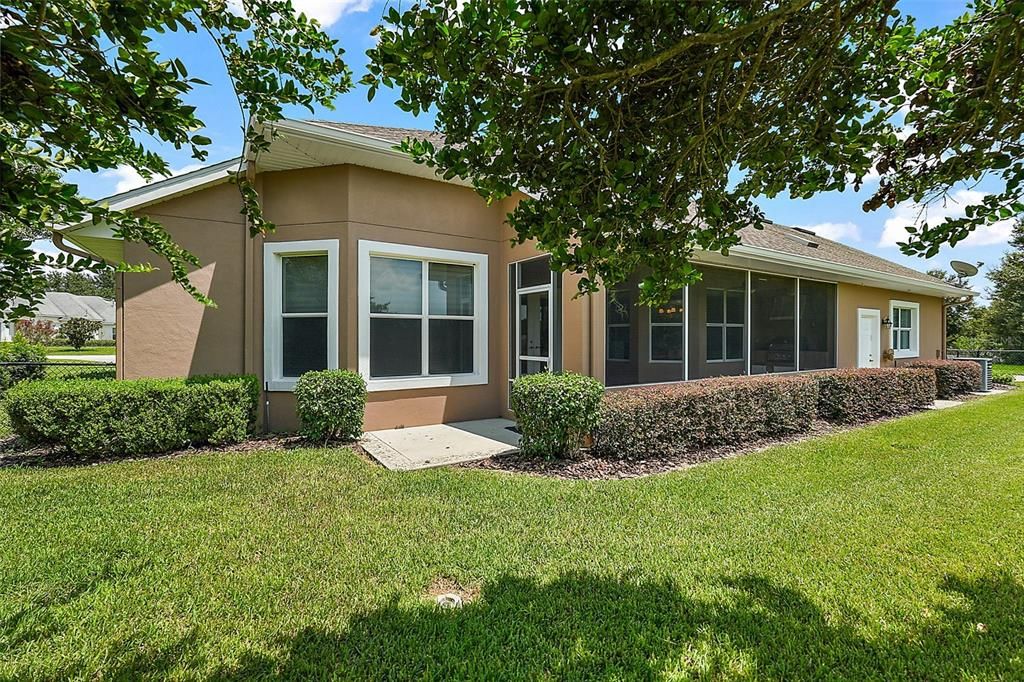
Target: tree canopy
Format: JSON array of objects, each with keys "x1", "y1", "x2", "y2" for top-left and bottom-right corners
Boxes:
[
  {"x1": 368, "y1": 0, "x2": 1024, "y2": 303},
  {"x1": 1, "y1": 0, "x2": 350, "y2": 318},
  {"x1": 986, "y1": 218, "x2": 1024, "y2": 347}
]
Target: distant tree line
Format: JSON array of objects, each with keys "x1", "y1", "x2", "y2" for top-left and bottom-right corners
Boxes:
[{"x1": 937, "y1": 218, "x2": 1024, "y2": 350}]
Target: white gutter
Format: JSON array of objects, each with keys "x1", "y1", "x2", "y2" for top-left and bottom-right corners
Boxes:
[{"x1": 726, "y1": 243, "x2": 976, "y2": 298}]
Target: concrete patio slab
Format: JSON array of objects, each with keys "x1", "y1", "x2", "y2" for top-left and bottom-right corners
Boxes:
[
  {"x1": 928, "y1": 399, "x2": 963, "y2": 410},
  {"x1": 361, "y1": 418, "x2": 520, "y2": 471}
]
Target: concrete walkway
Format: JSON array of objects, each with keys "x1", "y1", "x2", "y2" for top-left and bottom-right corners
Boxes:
[
  {"x1": 46, "y1": 354, "x2": 115, "y2": 363},
  {"x1": 361, "y1": 418, "x2": 520, "y2": 471}
]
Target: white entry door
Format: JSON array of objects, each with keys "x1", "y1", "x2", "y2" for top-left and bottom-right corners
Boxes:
[{"x1": 857, "y1": 308, "x2": 880, "y2": 368}]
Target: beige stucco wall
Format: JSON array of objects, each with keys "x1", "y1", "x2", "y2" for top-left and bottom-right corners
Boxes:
[
  {"x1": 836, "y1": 282, "x2": 944, "y2": 367},
  {"x1": 120, "y1": 182, "x2": 247, "y2": 380},
  {"x1": 118, "y1": 162, "x2": 947, "y2": 433}
]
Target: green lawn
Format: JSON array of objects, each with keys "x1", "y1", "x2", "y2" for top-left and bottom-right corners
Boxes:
[
  {"x1": 995, "y1": 363, "x2": 1024, "y2": 375},
  {"x1": 45, "y1": 346, "x2": 116, "y2": 355},
  {"x1": 1, "y1": 393, "x2": 1022, "y2": 679}
]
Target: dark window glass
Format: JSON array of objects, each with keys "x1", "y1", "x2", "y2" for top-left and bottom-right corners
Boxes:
[
  {"x1": 799, "y1": 280, "x2": 836, "y2": 370},
  {"x1": 706, "y1": 326, "x2": 723, "y2": 361},
  {"x1": 428, "y1": 263, "x2": 473, "y2": 316},
  {"x1": 519, "y1": 290, "x2": 549, "y2": 357},
  {"x1": 429, "y1": 319, "x2": 473, "y2": 374},
  {"x1": 726, "y1": 326, "x2": 744, "y2": 360},
  {"x1": 607, "y1": 290, "x2": 632, "y2": 324},
  {"x1": 370, "y1": 257, "x2": 422, "y2": 314},
  {"x1": 650, "y1": 290, "x2": 684, "y2": 323},
  {"x1": 607, "y1": 326, "x2": 630, "y2": 361},
  {"x1": 282, "y1": 317, "x2": 327, "y2": 377},
  {"x1": 750, "y1": 274, "x2": 796, "y2": 374},
  {"x1": 518, "y1": 256, "x2": 552, "y2": 288},
  {"x1": 370, "y1": 318, "x2": 422, "y2": 377},
  {"x1": 726, "y1": 290, "x2": 745, "y2": 324},
  {"x1": 707, "y1": 289, "x2": 724, "y2": 324},
  {"x1": 651, "y1": 325, "x2": 683, "y2": 361},
  {"x1": 283, "y1": 255, "x2": 328, "y2": 313}
]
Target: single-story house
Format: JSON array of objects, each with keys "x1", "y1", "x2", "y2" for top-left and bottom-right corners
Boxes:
[
  {"x1": 56, "y1": 120, "x2": 974, "y2": 431},
  {"x1": 1, "y1": 291, "x2": 115, "y2": 342}
]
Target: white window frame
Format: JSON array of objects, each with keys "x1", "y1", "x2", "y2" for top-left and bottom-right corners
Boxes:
[
  {"x1": 890, "y1": 300, "x2": 920, "y2": 359},
  {"x1": 263, "y1": 239, "x2": 340, "y2": 392},
  {"x1": 358, "y1": 240, "x2": 488, "y2": 392}
]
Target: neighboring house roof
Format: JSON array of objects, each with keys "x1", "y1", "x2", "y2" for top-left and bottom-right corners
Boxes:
[
  {"x1": 5, "y1": 292, "x2": 115, "y2": 325},
  {"x1": 56, "y1": 119, "x2": 972, "y2": 299}
]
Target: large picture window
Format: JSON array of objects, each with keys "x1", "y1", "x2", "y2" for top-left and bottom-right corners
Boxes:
[
  {"x1": 264, "y1": 240, "x2": 339, "y2": 391},
  {"x1": 359, "y1": 241, "x2": 488, "y2": 391}
]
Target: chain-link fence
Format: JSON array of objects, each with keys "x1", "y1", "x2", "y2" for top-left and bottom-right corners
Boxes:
[{"x1": 947, "y1": 349, "x2": 1024, "y2": 368}]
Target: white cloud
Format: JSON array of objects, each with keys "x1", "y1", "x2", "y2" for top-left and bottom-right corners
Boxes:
[
  {"x1": 103, "y1": 163, "x2": 205, "y2": 194},
  {"x1": 796, "y1": 221, "x2": 861, "y2": 242},
  {"x1": 227, "y1": 0, "x2": 373, "y2": 27},
  {"x1": 879, "y1": 189, "x2": 1013, "y2": 248}
]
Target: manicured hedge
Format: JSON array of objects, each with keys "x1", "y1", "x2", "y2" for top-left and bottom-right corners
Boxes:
[
  {"x1": 814, "y1": 368, "x2": 935, "y2": 423},
  {"x1": 511, "y1": 372, "x2": 604, "y2": 458},
  {"x1": 294, "y1": 369, "x2": 367, "y2": 443},
  {"x1": 0, "y1": 338, "x2": 47, "y2": 390},
  {"x1": 904, "y1": 359, "x2": 980, "y2": 398},
  {"x1": 4, "y1": 375, "x2": 259, "y2": 456},
  {"x1": 593, "y1": 374, "x2": 818, "y2": 459}
]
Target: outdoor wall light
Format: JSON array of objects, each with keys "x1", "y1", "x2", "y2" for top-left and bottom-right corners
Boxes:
[{"x1": 881, "y1": 316, "x2": 893, "y2": 329}]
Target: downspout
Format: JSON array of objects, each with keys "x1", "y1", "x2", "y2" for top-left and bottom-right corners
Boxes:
[{"x1": 51, "y1": 231, "x2": 96, "y2": 260}]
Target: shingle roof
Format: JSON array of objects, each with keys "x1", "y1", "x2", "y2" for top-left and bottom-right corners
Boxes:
[
  {"x1": 738, "y1": 223, "x2": 949, "y2": 287},
  {"x1": 308, "y1": 121, "x2": 949, "y2": 289},
  {"x1": 306, "y1": 120, "x2": 446, "y2": 147}
]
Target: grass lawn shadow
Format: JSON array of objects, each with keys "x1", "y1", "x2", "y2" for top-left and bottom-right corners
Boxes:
[{"x1": 212, "y1": 570, "x2": 1024, "y2": 679}]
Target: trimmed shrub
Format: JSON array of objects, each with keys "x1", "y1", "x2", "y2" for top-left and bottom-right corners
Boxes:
[
  {"x1": 814, "y1": 368, "x2": 935, "y2": 423},
  {"x1": 294, "y1": 369, "x2": 367, "y2": 443},
  {"x1": 4, "y1": 375, "x2": 258, "y2": 456},
  {"x1": 593, "y1": 374, "x2": 818, "y2": 460},
  {"x1": 992, "y1": 370, "x2": 1016, "y2": 386},
  {"x1": 904, "y1": 359, "x2": 981, "y2": 398},
  {"x1": 85, "y1": 339, "x2": 117, "y2": 347},
  {"x1": 510, "y1": 372, "x2": 604, "y2": 458},
  {"x1": 0, "y1": 337, "x2": 47, "y2": 390}
]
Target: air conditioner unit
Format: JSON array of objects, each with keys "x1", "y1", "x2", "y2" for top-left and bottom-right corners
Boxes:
[{"x1": 958, "y1": 357, "x2": 991, "y2": 392}]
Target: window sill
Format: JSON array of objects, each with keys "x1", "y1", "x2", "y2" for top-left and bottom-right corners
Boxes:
[
  {"x1": 367, "y1": 373, "x2": 488, "y2": 393},
  {"x1": 893, "y1": 351, "x2": 919, "y2": 360}
]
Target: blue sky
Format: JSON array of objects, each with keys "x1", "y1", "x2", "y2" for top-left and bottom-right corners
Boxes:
[{"x1": 59, "y1": 0, "x2": 1012, "y2": 299}]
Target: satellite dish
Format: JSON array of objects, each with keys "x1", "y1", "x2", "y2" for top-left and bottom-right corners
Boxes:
[{"x1": 950, "y1": 260, "x2": 979, "y2": 278}]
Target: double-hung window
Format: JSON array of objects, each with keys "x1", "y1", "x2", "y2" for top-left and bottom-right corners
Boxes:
[
  {"x1": 706, "y1": 287, "x2": 745, "y2": 362},
  {"x1": 264, "y1": 240, "x2": 339, "y2": 391},
  {"x1": 358, "y1": 241, "x2": 488, "y2": 391},
  {"x1": 890, "y1": 300, "x2": 919, "y2": 358}
]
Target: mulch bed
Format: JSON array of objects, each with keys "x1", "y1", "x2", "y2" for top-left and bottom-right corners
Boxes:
[{"x1": 460, "y1": 419, "x2": 861, "y2": 480}]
